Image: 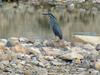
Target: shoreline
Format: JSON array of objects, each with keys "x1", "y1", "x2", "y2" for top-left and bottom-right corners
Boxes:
[{"x1": 0, "y1": 37, "x2": 99, "y2": 75}]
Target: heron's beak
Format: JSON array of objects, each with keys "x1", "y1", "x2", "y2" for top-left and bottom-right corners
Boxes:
[{"x1": 42, "y1": 12, "x2": 49, "y2": 15}]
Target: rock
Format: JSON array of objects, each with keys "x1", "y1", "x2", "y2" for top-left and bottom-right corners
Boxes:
[
  {"x1": 67, "y1": 3, "x2": 75, "y2": 13},
  {"x1": 18, "y1": 37, "x2": 29, "y2": 43},
  {"x1": 82, "y1": 44, "x2": 95, "y2": 50},
  {"x1": 0, "y1": 62, "x2": 5, "y2": 69},
  {"x1": 96, "y1": 44, "x2": 100, "y2": 51},
  {"x1": 53, "y1": 40, "x2": 71, "y2": 49},
  {"x1": 20, "y1": 61, "x2": 26, "y2": 65},
  {"x1": 89, "y1": 50, "x2": 98, "y2": 56},
  {"x1": 1, "y1": 60, "x2": 9, "y2": 66},
  {"x1": 72, "y1": 35, "x2": 100, "y2": 45},
  {"x1": 71, "y1": 46, "x2": 98, "y2": 57},
  {"x1": 75, "y1": 44, "x2": 99, "y2": 56},
  {"x1": 0, "y1": 42, "x2": 6, "y2": 52},
  {"x1": 51, "y1": 60, "x2": 66, "y2": 66},
  {"x1": 31, "y1": 55, "x2": 49, "y2": 67},
  {"x1": 95, "y1": 59, "x2": 100, "y2": 70},
  {"x1": 79, "y1": 69, "x2": 100, "y2": 75},
  {"x1": 36, "y1": 68, "x2": 48, "y2": 75},
  {"x1": 45, "y1": 62, "x2": 51, "y2": 68},
  {"x1": 0, "y1": 53, "x2": 12, "y2": 61},
  {"x1": 29, "y1": 47, "x2": 41, "y2": 55},
  {"x1": 33, "y1": 39, "x2": 43, "y2": 47},
  {"x1": 10, "y1": 60, "x2": 17, "y2": 68},
  {"x1": 21, "y1": 43, "x2": 33, "y2": 48},
  {"x1": 80, "y1": 58, "x2": 94, "y2": 69},
  {"x1": 74, "y1": 58, "x2": 82, "y2": 64},
  {"x1": 0, "y1": 36, "x2": 12, "y2": 47},
  {"x1": 6, "y1": 41, "x2": 13, "y2": 47},
  {"x1": 38, "y1": 62, "x2": 45, "y2": 67},
  {"x1": 15, "y1": 72, "x2": 24, "y2": 75},
  {"x1": 24, "y1": 70, "x2": 33, "y2": 75},
  {"x1": 42, "y1": 47, "x2": 61, "y2": 56},
  {"x1": 37, "y1": 56, "x2": 49, "y2": 67},
  {"x1": 31, "y1": 56, "x2": 39, "y2": 65},
  {"x1": 44, "y1": 56, "x2": 54, "y2": 61},
  {"x1": 43, "y1": 40, "x2": 54, "y2": 47},
  {"x1": 16, "y1": 53, "x2": 30, "y2": 60},
  {"x1": 9, "y1": 37, "x2": 19, "y2": 46},
  {"x1": 13, "y1": 44, "x2": 27, "y2": 53},
  {"x1": 17, "y1": 63, "x2": 24, "y2": 70},
  {"x1": 0, "y1": 37, "x2": 100, "y2": 74},
  {"x1": 8, "y1": 51, "x2": 17, "y2": 60},
  {"x1": 76, "y1": 0, "x2": 85, "y2": 3},
  {"x1": 92, "y1": 0, "x2": 100, "y2": 3},
  {"x1": 0, "y1": 39, "x2": 8, "y2": 45},
  {"x1": 0, "y1": 43, "x2": 5, "y2": 51},
  {"x1": 60, "y1": 52, "x2": 84, "y2": 60},
  {"x1": 71, "y1": 47, "x2": 83, "y2": 53}
]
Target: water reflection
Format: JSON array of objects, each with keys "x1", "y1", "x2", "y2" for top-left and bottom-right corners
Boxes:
[{"x1": 0, "y1": 4, "x2": 99, "y2": 40}]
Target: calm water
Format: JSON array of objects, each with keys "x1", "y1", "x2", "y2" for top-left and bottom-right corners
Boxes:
[{"x1": 0, "y1": 4, "x2": 100, "y2": 40}]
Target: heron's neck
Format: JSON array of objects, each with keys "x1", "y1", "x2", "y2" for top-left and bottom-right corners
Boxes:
[{"x1": 49, "y1": 15, "x2": 57, "y2": 27}]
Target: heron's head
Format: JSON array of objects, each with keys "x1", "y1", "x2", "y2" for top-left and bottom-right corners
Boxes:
[{"x1": 42, "y1": 12, "x2": 56, "y2": 19}]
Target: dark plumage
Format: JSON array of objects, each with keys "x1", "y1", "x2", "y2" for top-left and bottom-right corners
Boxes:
[{"x1": 43, "y1": 12, "x2": 63, "y2": 40}]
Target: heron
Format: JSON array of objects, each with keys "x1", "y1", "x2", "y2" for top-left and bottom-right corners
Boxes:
[{"x1": 43, "y1": 12, "x2": 63, "y2": 40}]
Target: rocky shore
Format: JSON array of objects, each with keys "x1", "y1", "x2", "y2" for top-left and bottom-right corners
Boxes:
[
  {"x1": 0, "y1": 37, "x2": 100, "y2": 75},
  {"x1": 0, "y1": 0, "x2": 99, "y2": 75}
]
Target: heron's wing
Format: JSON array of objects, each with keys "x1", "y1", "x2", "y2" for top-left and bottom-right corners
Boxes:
[
  {"x1": 49, "y1": 16, "x2": 57, "y2": 27},
  {"x1": 52, "y1": 22, "x2": 63, "y2": 39}
]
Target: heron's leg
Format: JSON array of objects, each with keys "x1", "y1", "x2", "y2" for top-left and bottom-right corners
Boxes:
[
  {"x1": 52, "y1": 36, "x2": 58, "y2": 42},
  {"x1": 55, "y1": 36, "x2": 60, "y2": 42}
]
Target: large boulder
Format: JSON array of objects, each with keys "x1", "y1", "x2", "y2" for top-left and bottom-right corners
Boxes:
[{"x1": 72, "y1": 35, "x2": 100, "y2": 45}]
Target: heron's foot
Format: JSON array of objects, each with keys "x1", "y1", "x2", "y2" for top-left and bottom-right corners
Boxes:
[
  {"x1": 54, "y1": 36, "x2": 60, "y2": 42},
  {"x1": 53, "y1": 39, "x2": 71, "y2": 49}
]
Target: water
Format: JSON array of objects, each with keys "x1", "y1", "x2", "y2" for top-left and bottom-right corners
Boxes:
[{"x1": 0, "y1": 3, "x2": 100, "y2": 40}]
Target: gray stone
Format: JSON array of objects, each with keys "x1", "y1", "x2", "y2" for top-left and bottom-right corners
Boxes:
[
  {"x1": 67, "y1": 3, "x2": 75, "y2": 13},
  {"x1": 2, "y1": 60, "x2": 9, "y2": 65},
  {"x1": 31, "y1": 56, "x2": 39, "y2": 65},
  {"x1": 10, "y1": 60, "x2": 17, "y2": 68},
  {"x1": 44, "y1": 56, "x2": 54, "y2": 61},
  {"x1": 30, "y1": 47, "x2": 41, "y2": 55},
  {"x1": 92, "y1": 0, "x2": 100, "y2": 3},
  {"x1": 0, "y1": 39, "x2": 8, "y2": 45},
  {"x1": 96, "y1": 44, "x2": 100, "y2": 51},
  {"x1": 76, "y1": 0, "x2": 85, "y2": 3},
  {"x1": 36, "y1": 68, "x2": 48, "y2": 75},
  {"x1": 9, "y1": 37, "x2": 19, "y2": 46},
  {"x1": 51, "y1": 60, "x2": 66, "y2": 66},
  {"x1": 79, "y1": 69, "x2": 100, "y2": 75},
  {"x1": 18, "y1": 37, "x2": 29, "y2": 43},
  {"x1": 59, "y1": 51, "x2": 84, "y2": 60},
  {"x1": 33, "y1": 39, "x2": 43, "y2": 47},
  {"x1": 21, "y1": 43, "x2": 33, "y2": 48},
  {"x1": 38, "y1": 62, "x2": 45, "y2": 67}
]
